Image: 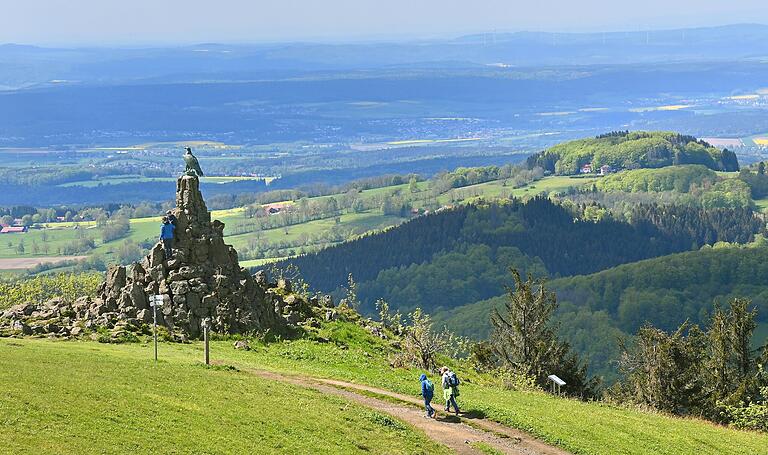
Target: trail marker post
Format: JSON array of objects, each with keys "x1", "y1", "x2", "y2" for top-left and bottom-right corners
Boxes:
[
  {"x1": 150, "y1": 295, "x2": 165, "y2": 362},
  {"x1": 547, "y1": 374, "x2": 566, "y2": 396},
  {"x1": 202, "y1": 318, "x2": 210, "y2": 366}
]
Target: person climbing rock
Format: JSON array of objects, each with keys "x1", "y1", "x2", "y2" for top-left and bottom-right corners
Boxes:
[
  {"x1": 160, "y1": 216, "x2": 175, "y2": 259},
  {"x1": 440, "y1": 366, "x2": 460, "y2": 415},
  {"x1": 165, "y1": 210, "x2": 177, "y2": 226},
  {"x1": 419, "y1": 373, "x2": 436, "y2": 418}
]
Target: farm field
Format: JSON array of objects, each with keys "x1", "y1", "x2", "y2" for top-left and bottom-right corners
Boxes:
[
  {"x1": 740, "y1": 132, "x2": 768, "y2": 147},
  {"x1": 433, "y1": 175, "x2": 598, "y2": 206},
  {"x1": 0, "y1": 256, "x2": 87, "y2": 269},
  {"x1": 58, "y1": 175, "x2": 275, "y2": 187},
  {"x1": 754, "y1": 198, "x2": 768, "y2": 212},
  {"x1": 0, "y1": 174, "x2": 604, "y2": 272}
]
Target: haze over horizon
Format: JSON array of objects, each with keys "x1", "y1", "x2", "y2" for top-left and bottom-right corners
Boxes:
[{"x1": 1, "y1": 0, "x2": 767, "y2": 46}]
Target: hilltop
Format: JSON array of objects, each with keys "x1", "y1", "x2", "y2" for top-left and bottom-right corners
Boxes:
[{"x1": 526, "y1": 131, "x2": 739, "y2": 175}]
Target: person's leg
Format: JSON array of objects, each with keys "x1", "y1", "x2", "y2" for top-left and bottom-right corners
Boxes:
[
  {"x1": 424, "y1": 398, "x2": 431, "y2": 417},
  {"x1": 449, "y1": 395, "x2": 460, "y2": 414},
  {"x1": 426, "y1": 398, "x2": 435, "y2": 417}
]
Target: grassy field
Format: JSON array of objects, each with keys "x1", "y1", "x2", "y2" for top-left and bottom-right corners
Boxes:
[
  {"x1": 433, "y1": 175, "x2": 598, "y2": 206},
  {"x1": 58, "y1": 175, "x2": 275, "y2": 187},
  {"x1": 2, "y1": 175, "x2": 597, "y2": 270},
  {"x1": 754, "y1": 198, "x2": 768, "y2": 213},
  {"x1": 0, "y1": 337, "x2": 448, "y2": 455},
  {"x1": 2, "y1": 323, "x2": 764, "y2": 455},
  {"x1": 206, "y1": 324, "x2": 767, "y2": 455}
]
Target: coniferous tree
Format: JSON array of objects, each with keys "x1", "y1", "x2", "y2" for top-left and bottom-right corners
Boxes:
[
  {"x1": 618, "y1": 298, "x2": 763, "y2": 422},
  {"x1": 490, "y1": 269, "x2": 597, "y2": 397},
  {"x1": 617, "y1": 322, "x2": 708, "y2": 414},
  {"x1": 729, "y1": 298, "x2": 757, "y2": 378}
]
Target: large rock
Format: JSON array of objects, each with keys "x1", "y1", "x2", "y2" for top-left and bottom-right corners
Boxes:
[
  {"x1": 0, "y1": 174, "x2": 333, "y2": 340},
  {"x1": 91, "y1": 175, "x2": 286, "y2": 338}
]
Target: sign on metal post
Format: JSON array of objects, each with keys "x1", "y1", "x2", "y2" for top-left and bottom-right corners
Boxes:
[
  {"x1": 547, "y1": 374, "x2": 566, "y2": 395},
  {"x1": 150, "y1": 295, "x2": 164, "y2": 362}
]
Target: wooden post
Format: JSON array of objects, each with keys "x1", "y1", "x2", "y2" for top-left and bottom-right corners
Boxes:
[
  {"x1": 151, "y1": 295, "x2": 164, "y2": 362},
  {"x1": 153, "y1": 301, "x2": 158, "y2": 362},
  {"x1": 203, "y1": 318, "x2": 210, "y2": 366}
]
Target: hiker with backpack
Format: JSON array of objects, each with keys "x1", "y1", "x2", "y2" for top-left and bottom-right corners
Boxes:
[
  {"x1": 160, "y1": 216, "x2": 175, "y2": 259},
  {"x1": 440, "y1": 366, "x2": 460, "y2": 415},
  {"x1": 419, "y1": 373, "x2": 436, "y2": 418}
]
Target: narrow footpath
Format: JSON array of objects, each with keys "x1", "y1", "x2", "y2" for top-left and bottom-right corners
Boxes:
[{"x1": 242, "y1": 367, "x2": 571, "y2": 455}]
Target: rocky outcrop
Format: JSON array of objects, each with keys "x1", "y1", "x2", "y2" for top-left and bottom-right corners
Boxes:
[
  {"x1": 0, "y1": 174, "x2": 333, "y2": 340},
  {"x1": 95, "y1": 175, "x2": 287, "y2": 338}
]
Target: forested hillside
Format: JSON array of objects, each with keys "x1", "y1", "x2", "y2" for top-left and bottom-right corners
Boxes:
[
  {"x1": 596, "y1": 165, "x2": 716, "y2": 193},
  {"x1": 594, "y1": 165, "x2": 752, "y2": 209},
  {"x1": 526, "y1": 131, "x2": 739, "y2": 175},
  {"x1": 284, "y1": 197, "x2": 763, "y2": 313},
  {"x1": 435, "y1": 243, "x2": 768, "y2": 380}
]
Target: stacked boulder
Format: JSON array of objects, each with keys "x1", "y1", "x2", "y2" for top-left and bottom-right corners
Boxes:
[
  {"x1": 95, "y1": 175, "x2": 285, "y2": 338},
  {"x1": 0, "y1": 175, "x2": 330, "y2": 340}
]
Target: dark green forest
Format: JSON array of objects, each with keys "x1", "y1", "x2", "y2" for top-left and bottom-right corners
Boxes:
[
  {"x1": 282, "y1": 196, "x2": 765, "y2": 381},
  {"x1": 285, "y1": 197, "x2": 763, "y2": 308},
  {"x1": 436, "y1": 243, "x2": 768, "y2": 381}
]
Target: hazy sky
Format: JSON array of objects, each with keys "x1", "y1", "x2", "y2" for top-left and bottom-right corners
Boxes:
[{"x1": 1, "y1": 0, "x2": 766, "y2": 45}]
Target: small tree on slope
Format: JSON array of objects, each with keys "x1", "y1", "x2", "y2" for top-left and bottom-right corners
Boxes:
[{"x1": 490, "y1": 268, "x2": 598, "y2": 397}]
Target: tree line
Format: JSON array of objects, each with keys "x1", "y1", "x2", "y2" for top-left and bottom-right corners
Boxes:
[
  {"x1": 282, "y1": 197, "x2": 764, "y2": 301},
  {"x1": 526, "y1": 131, "x2": 739, "y2": 175}
]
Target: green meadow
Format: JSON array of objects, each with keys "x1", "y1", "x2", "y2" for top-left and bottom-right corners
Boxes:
[
  {"x1": 0, "y1": 337, "x2": 448, "y2": 455},
  {"x1": 2, "y1": 321, "x2": 764, "y2": 455}
]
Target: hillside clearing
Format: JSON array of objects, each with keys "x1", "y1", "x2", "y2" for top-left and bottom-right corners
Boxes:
[
  {"x1": 0, "y1": 256, "x2": 87, "y2": 269},
  {"x1": 0, "y1": 338, "x2": 450, "y2": 455},
  {"x1": 5, "y1": 321, "x2": 762, "y2": 455}
]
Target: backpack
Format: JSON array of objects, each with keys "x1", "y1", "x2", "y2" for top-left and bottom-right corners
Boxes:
[
  {"x1": 448, "y1": 372, "x2": 460, "y2": 387},
  {"x1": 424, "y1": 379, "x2": 434, "y2": 395}
]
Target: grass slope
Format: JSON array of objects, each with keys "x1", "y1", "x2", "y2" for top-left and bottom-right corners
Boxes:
[
  {"x1": 0, "y1": 337, "x2": 448, "y2": 455},
  {"x1": 4, "y1": 321, "x2": 763, "y2": 455},
  {"x1": 208, "y1": 324, "x2": 768, "y2": 455}
]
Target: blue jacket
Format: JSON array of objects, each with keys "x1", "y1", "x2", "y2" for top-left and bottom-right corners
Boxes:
[
  {"x1": 160, "y1": 222, "x2": 175, "y2": 240},
  {"x1": 420, "y1": 374, "x2": 434, "y2": 399}
]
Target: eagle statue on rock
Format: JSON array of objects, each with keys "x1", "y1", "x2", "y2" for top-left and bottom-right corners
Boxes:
[{"x1": 183, "y1": 147, "x2": 204, "y2": 177}]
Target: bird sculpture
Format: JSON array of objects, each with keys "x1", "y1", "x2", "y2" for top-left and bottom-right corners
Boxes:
[{"x1": 183, "y1": 147, "x2": 204, "y2": 177}]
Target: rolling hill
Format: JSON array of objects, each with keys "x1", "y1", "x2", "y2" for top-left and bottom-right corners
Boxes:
[
  {"x1": 435, "y1": 242, "x2": 768, "y2": 381},
  {"x1": 526, "y1": 131, "x2": 739, "y2": 175}
]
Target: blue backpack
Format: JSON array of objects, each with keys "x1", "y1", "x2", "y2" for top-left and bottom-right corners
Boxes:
[{"x1": 423, "y1": 379, "x2": 434, "y2": 396}]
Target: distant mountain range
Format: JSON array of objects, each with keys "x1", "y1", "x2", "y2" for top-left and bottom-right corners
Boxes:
[{"x1": 1, "y1": 24, "x2": 768, "y2": 90}]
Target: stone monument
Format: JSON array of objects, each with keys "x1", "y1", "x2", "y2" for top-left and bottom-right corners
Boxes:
[
  {"x1": 96, "y1": 174, "x2": 284, "y2": 338},
  {"x1": 0, "y1": 160, "x2": 334, "y2": 339}
]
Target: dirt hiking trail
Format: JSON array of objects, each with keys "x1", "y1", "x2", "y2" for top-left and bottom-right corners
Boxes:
[{"x1": 242, "y1": 367, "x2": 571, "y2": 455}]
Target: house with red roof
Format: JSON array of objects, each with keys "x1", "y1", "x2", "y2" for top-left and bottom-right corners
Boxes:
[{"x1": 1, "y1": 226, "x2": 28, "y2": 234}]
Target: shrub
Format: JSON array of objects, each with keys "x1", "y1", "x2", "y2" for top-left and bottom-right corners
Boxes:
[
  {"x1": 0, "y1": 273, "x2": 101, "y2": 309},
  {"x1": 719, "y1": 387, "x2": 768, "y2": 432}
]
